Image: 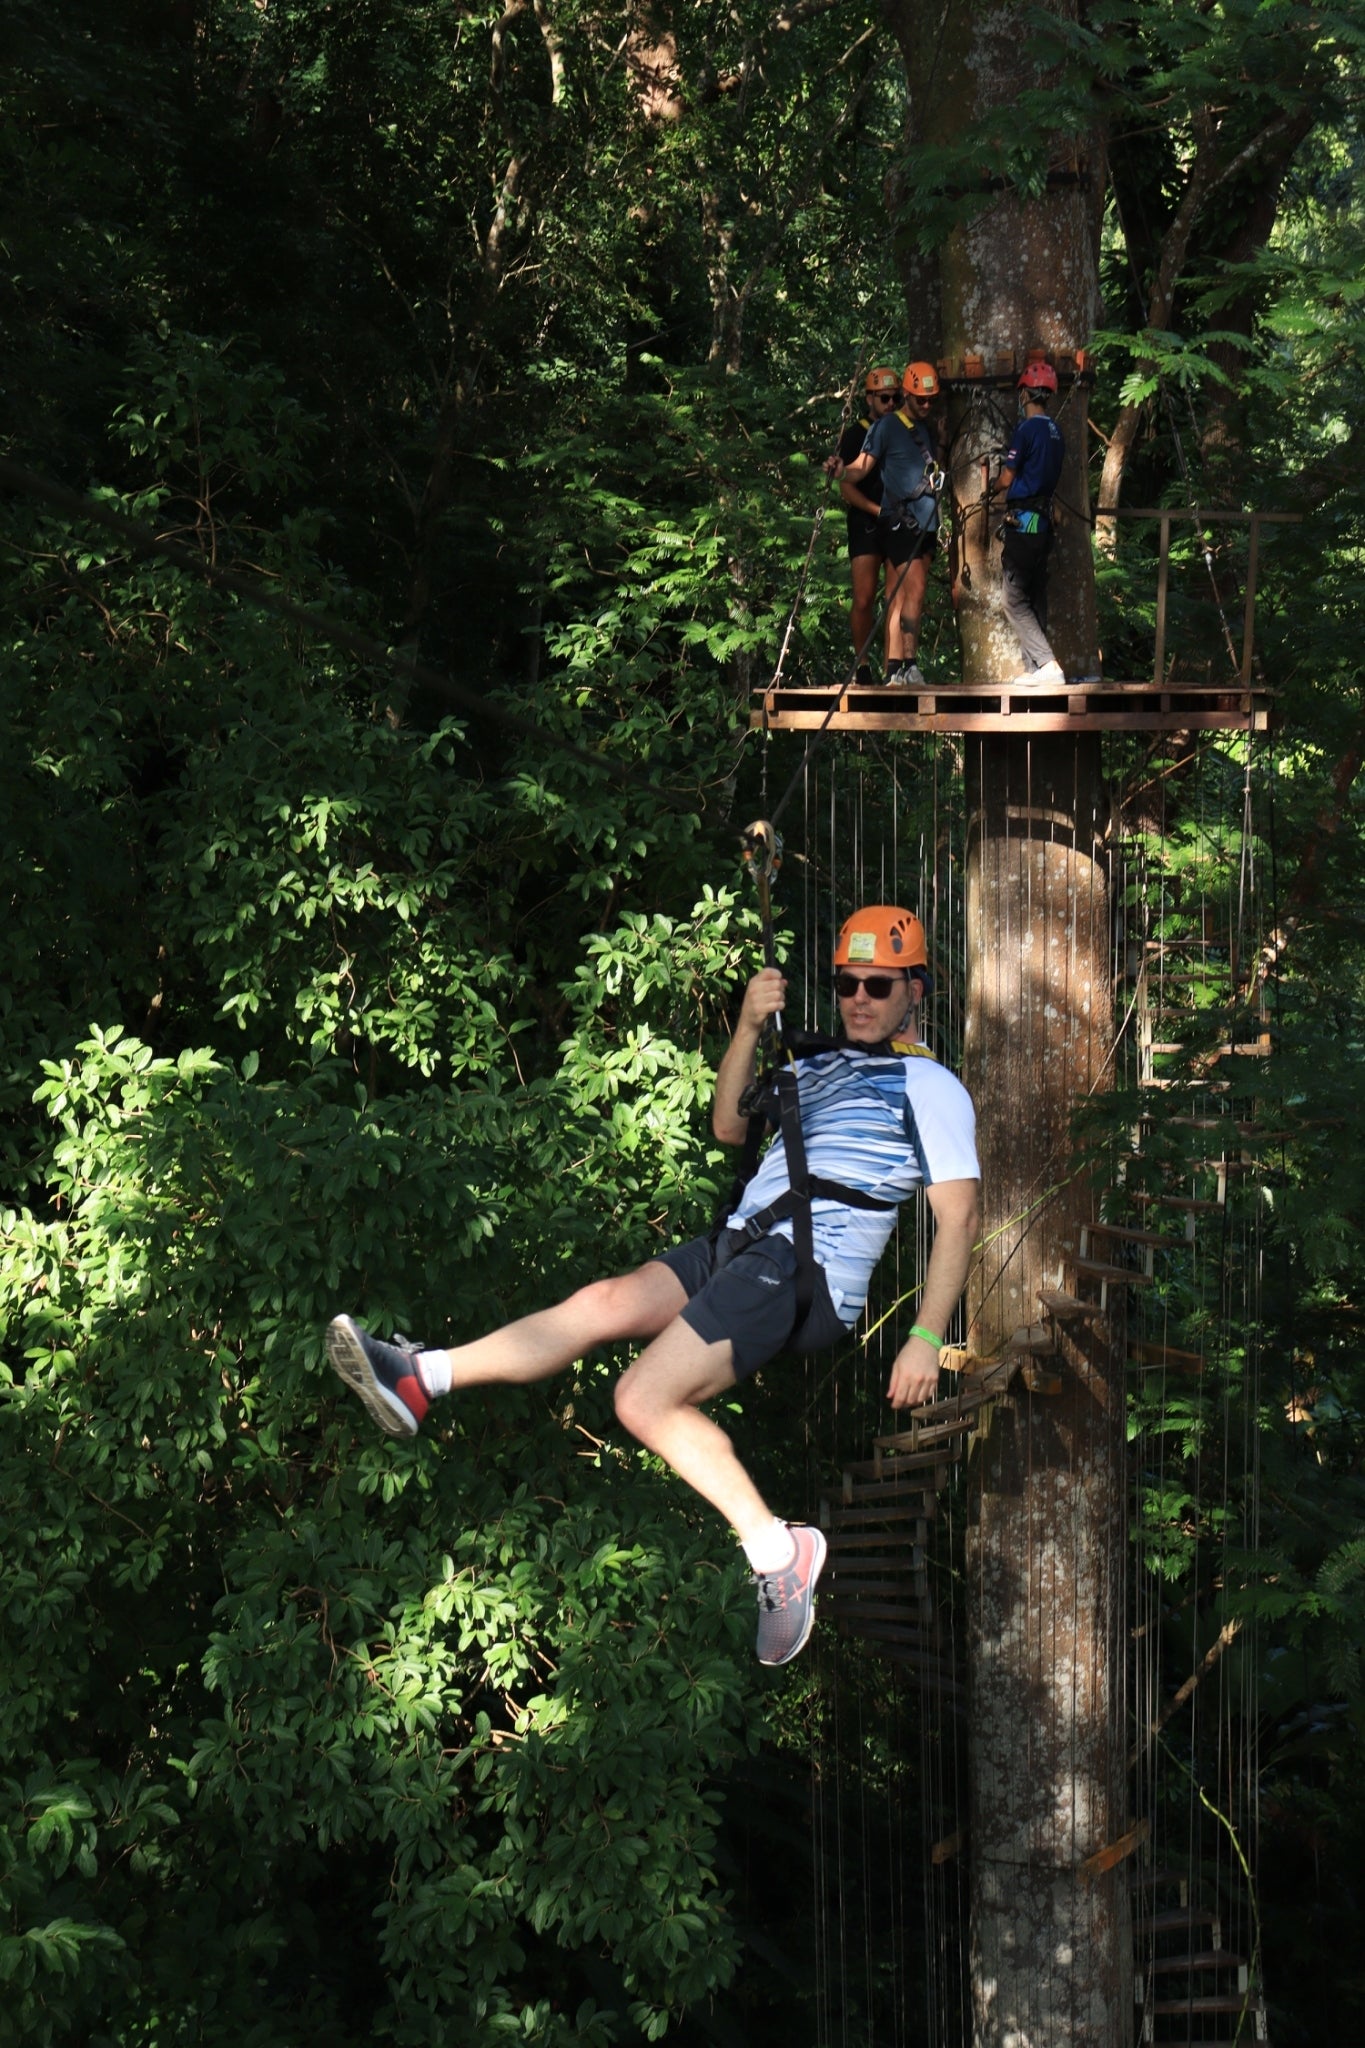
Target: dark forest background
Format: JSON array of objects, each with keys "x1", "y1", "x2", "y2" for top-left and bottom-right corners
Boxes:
[{"x1": 4, "y1": 1, "x2": 1365, "y2": 2042}]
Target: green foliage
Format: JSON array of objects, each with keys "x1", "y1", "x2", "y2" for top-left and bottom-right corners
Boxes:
[{"x1": 6, "y1": 0, "x2": 1365, "y2": 2038}]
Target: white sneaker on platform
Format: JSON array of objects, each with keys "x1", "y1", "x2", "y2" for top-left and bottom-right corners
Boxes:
[{"x1": 1015, "y1": 658, "x2": 1065, "y2": 685}]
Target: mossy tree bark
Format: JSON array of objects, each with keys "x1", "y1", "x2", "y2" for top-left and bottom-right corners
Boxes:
[{"x1": 881, "y1": 5, "x2": 1128, "y2": 2039}]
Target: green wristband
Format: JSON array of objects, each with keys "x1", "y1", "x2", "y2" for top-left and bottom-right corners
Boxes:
[{"x1": 908, "y1": 1324, "x2": 943, "y2": 1350}]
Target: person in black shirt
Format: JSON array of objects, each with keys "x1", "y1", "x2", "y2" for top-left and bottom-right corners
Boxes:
[
  {"x1": 829, "y1": 366, "x2": 903, "y2": 685},
  {"x1": 839, "y1": 362, "x2": 944, "y2": 686}
]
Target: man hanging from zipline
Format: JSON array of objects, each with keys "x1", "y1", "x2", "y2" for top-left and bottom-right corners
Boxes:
[{"x1": 327, "y1": 903, "x2": 980, "y2": 1669}]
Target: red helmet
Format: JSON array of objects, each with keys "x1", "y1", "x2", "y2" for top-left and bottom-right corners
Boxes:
[
  {"x1": 865, "y1": 366, "x2": 901, "y2": 395},
  {"x1": 1019, "y1": 360, "x2": 1059, "y2": 394},
  {"x1": 902, "y1": 361, "x2": 939, "y2": 397},
  {"x1": 833, "y1": 905, "x2": 929, "y2": 971}
]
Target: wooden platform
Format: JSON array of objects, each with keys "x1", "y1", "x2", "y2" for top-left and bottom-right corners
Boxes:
[{"x1": 750, "y1": 676, "x2": 1273, "y2": 735}]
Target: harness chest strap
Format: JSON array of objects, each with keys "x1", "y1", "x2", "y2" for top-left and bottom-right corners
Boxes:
[
  {"x1": 890, "y1": 411, "x2": 944, "y2": 505},
  {"x1": 726, "y1": 1035, "x2": 935, "y2": 1340}
]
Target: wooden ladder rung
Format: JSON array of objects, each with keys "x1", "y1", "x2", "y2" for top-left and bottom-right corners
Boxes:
[
  {"x1": 844, "y1": 1443, "x2": 961, "y2": 1481},
  {"x1": 871, "y1": 1417, "x2": 975, "y2": 1454},
  {"x1": 1005, "y1": 1321, "x2": 1057, "y2": 1354},
  {"x1": 1071, "y1": 1255, "x2": 1155, "y2": 1287},
  {"x1": 826, "y1": 1588, "x2": 932, "y2": 1616},
  {"x1": 1129, "y1": 1865, "x2": 1189, "y2": 1894},
  {"x1": 1150, "y1": 1993, "x2": 1256, "y2": 2016},
  {"x1": 834, "y1": 1614, "x2": 940, "y2": 1649},
  {"x1": 822, "y1": 1499, "x2": 936, "y2": 1528},
  {"x1": 834, "y1": 1466, "x2": 950, "y2": 1504},
  {"x1": 912, "y1": 1379, "x2": 1002, "y2": 1417},
  {"x1": 1038, "y1": 1287, "x2": 1101, "y2": 1320},
  {"x1": 826, "y1": 1544, "x2": 929, "y2": 1570},
  {"x1": 1134, "y1": 1908, "x2": 1220, "y2": 1937},
  {"x1": 1167, "y1": 1117, "x2": 1266, "y2": 1137},
  {"x1": 1147, "y1": 1951, "x2": 1247, "y2": 1977},
  {"x1": 1129, "y1": 1339, "x2": 1205, "y2": 1373},
  {"x1": 839, "y1": 1452, "x2": 951, "y2": 1482},
  {"x1": 1084, "y1": 1221, "x2": 1184, "y2": 1252},
  {"x1": 828, "y1": 1528, "x2": 924, "y2": 1554}
]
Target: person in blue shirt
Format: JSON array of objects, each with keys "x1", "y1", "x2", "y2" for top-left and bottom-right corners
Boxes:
[
  {"x1": 840, "y1": 361, "x2": 943, "y2": 686},
  {"x1": 996, "y1": 361, "x2": 1066, "y2": 685}
]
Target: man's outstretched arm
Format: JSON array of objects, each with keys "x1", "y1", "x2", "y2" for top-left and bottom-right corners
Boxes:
[{"x1": 885, "y1": 1175, "x2": 981, "y2": 1409}]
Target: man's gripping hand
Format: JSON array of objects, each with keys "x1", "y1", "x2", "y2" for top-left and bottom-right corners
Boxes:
[
  {"x1": 713, "y1": 966, "x2": 788, "y2": 1144},
  {"x1": 739, "y1": 966, "x2": 787, "y2": 1036}
]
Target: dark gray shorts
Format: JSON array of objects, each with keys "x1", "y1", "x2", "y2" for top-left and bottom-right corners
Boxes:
[
  {"x1": 847, "y1": 515, "x2": 935, "y2": 566},
  {"x1": 656, "y1": 1229, "x2": 849, "y2": 1379}
]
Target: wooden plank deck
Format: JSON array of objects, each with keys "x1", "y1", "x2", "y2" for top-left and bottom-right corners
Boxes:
[{"x1": 750, "y1": 677, "x2": 1273, "y2": 735}]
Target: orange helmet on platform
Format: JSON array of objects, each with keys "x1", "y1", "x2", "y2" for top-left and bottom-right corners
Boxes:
[
  {"x1": 865, "y1": 365, "x2": 901, "y2": 395},
  {"x1": 1019, "y1": 360, "x2": 1059, "y2": 394},
  {"x1": 833, "y1": 905, "x2": 929, "y2": 972},
  {"x1": 902, "y1": 361, "x2": 939, "y2": 397}
]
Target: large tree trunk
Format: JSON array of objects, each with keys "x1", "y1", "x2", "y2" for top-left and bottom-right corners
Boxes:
[
  {"x1": 881, "y1": 5, "x2": 1127, "y2": 2038},
  {"x1": 962, "y1": 736, "x2": 1129, "y2": 2048},
  {"x1": 884, "y1": 3, "x2": 1103, "y2": 681}
]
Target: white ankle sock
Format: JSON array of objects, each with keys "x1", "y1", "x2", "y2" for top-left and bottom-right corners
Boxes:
[
  {"x1": 742, "y1": 1520, "x2": 798, "y2": 1575},
  {"x1": 416, "y1": 1349, "x2": 452, "y2": 1397}
]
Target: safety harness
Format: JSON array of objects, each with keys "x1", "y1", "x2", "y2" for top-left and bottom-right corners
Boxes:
[
  {"x1": 718, "y1": 1028, "x2": 935, "y2": 1348},
  {"x1": 883, "y1": 408, "x2": 945, "y2": 529},
  {"x1": 1003, "y1": 489, "x2": 1056, "y2": 537},
  {"x1": 730, "y1": 819, "x2": 932, "y2": 1346},
  {"x1": 1000, "y1": 413, "x2": 1063, "y2": 534}
]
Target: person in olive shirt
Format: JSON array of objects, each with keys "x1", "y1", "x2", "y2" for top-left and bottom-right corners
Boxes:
[{"x1": 829, "y1": 366, "x2": 903, "y2": 685}]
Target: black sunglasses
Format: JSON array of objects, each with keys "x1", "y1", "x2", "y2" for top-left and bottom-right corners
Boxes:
[
  {"x1": 835, "y1": 971, "x2": 907, "y2": 1000},
  {"x1": 870, "y1": 390, "x2": 899, "y2": 402}
]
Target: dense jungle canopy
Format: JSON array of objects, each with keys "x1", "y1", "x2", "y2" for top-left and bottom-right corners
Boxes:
[{"x1": 3, "y1": 1, "x2": 1365, "y2": 2043}]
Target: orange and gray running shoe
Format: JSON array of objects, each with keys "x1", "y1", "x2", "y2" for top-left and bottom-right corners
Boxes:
[{"x1": 754, "y1": 1524, "x2": 828, "y2": 1666}]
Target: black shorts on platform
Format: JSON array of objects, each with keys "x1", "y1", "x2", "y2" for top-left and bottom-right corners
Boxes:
[
  {"x1": 847, "y1": 514, "x2": 935, "y2": 567},
  {"x1": 656, "y1": 1229, "x2": 848, "y2": 1378}
]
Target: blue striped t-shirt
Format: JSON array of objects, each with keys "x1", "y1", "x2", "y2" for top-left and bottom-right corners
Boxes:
[{"x1": 724, "y1": 1045, "x2": 979, "y2": 1326}]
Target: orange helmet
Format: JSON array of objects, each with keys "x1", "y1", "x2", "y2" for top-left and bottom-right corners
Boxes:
[
  {"x1": 833, "y1": 905, "x2": 929, "y2": 971},
  {"x1": 1019, "y1": 360, "x2": 1058, "y2": 394},
  {"x1": 865, "y1": 366, "x2": 900, "y2": 395},
  {"x1": 902, "y1": 361, "x2": 939, "y2": 397}
]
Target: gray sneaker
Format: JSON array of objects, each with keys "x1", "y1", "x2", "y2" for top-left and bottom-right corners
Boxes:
[
  {"x1": 327, "y1": 1315, "x2": 429, "y2": 1437},
  {"x1": 902, "y1": 660, "x2": 926, "y2": 687},
  {"x1": 754, "y1": 1524, "x2": 828, "y2": 1665}
]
